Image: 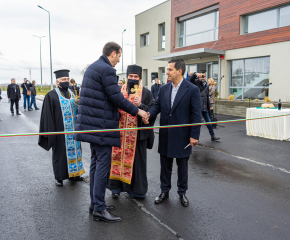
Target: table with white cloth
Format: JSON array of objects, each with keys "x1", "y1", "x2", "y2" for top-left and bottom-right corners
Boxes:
[{"x1": 246, "y1": 108, "x2": 290, "y2": 141}]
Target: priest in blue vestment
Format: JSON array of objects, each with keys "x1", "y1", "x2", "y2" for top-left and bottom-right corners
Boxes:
[{"x1": 38, "y1": 69, "x2": 85, "y2": 186}]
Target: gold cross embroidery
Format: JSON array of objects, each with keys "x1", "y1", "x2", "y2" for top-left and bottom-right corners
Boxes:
[
  {"x1": 119, "y1": 123, "x2": 123, "y2": 128},
  {"x1": 131, "y1": 85, "x2": 141, "y2": 97},
  {"x1": 127, "y1": 143, "x2": 133, "y2": 149},
  {"x1": 129, "y1": 123, "x2": 135, "y2": 128}
]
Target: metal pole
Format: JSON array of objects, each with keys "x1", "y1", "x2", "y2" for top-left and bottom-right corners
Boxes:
[
  {"x1": 48, "y1": 11, "x2": 53, "y2": 90},
  {"x1": 122, "y1": 29, "x2": 126, "y2": 73},
  {"x1": 33, "y1": 35, "x2": 45, "y2": 90},
  {"x1": 38, "y1": 6, "x2": 53, "y2": 90},
  {"x1": 40, "y1": 37, "x2": 43, "y2": 90}
]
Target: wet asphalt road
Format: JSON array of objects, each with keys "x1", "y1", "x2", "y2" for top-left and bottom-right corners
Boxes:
[{"x1": 0, "y1": 91, "x2": 290, "y2": 240}]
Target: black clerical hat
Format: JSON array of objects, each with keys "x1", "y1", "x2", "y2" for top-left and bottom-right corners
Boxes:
[
  {"x1": 127, "y1": 65, "x2": 142, "y2": 79},
  {"x1": 54, "y1": 69, "x2": 70, "y2": 79}
]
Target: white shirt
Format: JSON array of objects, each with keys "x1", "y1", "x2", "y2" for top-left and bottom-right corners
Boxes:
[{"x1": 171, "y1": 78, "x2": 183, "y2": 108}]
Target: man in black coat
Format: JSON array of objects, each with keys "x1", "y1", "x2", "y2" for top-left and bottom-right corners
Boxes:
[
  {"x1": 190, "y1": 73, "x2": 220, "y2": 141},
  {"x1": 151, "y1": 78, "x2": 161, "y2": 101},
  {"x1": 21, "y1": 78, "x2": 32, "y2": 111},
  {"x1": 107, "y1": 64, "x2": 155, "y2": 199},
  {"x1": 75, "y1": 42, "x2": 147, "y2": 223},
  {"x1": 7, "y1": 78, "x2": 21, "y2": 115},
  {"x1": 145, "y1": 58, "x2": 202, "y2": 207}
]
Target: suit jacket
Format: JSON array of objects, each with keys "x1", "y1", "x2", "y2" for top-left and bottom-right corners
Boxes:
[
  {"x1": 149, "y1": 80, "x2": 202, "y2": 158},
  {"x1": 7, "y1": 84, "x2": 21, "y2": 100},
  {"x1": 151, "y1": 83, "x2": 161, "y2": 100}
]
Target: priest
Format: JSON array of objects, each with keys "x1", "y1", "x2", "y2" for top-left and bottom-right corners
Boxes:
[
  {"x1": 38, "y1": 69, "x2": 85, "y2": 186},
  {"x1": 107, "y1": 65, "x2": 155, "y2": 198}
]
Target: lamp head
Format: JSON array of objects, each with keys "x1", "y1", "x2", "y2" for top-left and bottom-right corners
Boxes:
[{"x1": 38, "y1": 5, "x2": 43, "y2": 9}]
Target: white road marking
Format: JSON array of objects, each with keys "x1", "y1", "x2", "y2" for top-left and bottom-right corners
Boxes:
[{"x1": 199, "y1": 144, "x2": 290, "y2": 175}]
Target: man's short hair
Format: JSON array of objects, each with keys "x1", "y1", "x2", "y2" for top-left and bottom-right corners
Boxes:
[
  {"x1": 32, "y1": 80, "x2": 36, "y2": 83},
  {"x1": 11, "y1": 78, "x2": 15, "y2": 81},
  {"x1": 24, "y1": 78, "x2": 27, "y2": 80},
  {"x1": 168, "y1": 58, "x2": 185, "y2": 75},
  {"x1": 103, "y1": 42, "x2": 122, "y2": 57}
]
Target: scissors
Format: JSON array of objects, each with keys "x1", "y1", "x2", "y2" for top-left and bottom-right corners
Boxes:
[{"x1": 184, "y1": 143, "x2": 191, "y2": 149}]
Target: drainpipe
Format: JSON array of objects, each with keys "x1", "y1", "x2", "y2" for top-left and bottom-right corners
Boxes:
[{"x1": 218, "y1": 55, "x2": 221, "y2": 98}]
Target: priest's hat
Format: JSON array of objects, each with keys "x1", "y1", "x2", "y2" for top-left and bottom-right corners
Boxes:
[{"x1": 54, "y1": 69, "x2": 70, "y2": 79}]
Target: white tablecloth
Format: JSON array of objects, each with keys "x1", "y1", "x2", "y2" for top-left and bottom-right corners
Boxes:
[{"x1": 246, "y1": 108, "x2": 290, "y2": 141}]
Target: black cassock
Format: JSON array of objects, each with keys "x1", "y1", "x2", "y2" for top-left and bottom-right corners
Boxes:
[
  {"x1": 107, "y1": 87, "x2": 155, "y2": 197},
  {"x1": 38, "y1": 88, "x2": 71, "y2": 181}
]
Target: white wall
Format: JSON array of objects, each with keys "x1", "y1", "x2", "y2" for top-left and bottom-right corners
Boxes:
[{"x1": 135, "y1": 0, "x2": 171, "y2": 88}]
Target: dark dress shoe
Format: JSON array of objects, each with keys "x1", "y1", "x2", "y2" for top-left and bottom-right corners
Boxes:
[
  {"x1": 16, "y1": 112, "x2": 21, "y2": 115},
  {"x1": 35, "y1": 108, "x2": 40, "y2": 110},
  {"x1": 92, "y1": 209, "x2": 122, "y2": 223},
  {"x1": 89, "y1": 205, "x2": 116, "y2": 213},
  {"x1": 112, "y1": 193, "x2": 120, "y2": 199},
  {"x1": 211, "y1": 135, "x2": 220, "y2": 141},
  {"x1": 55, "y1": 180, "x2": 63, "y2": 186},
  {"x1": 180, "y1": 195, "x2": 189, "y2": 207},
  {"x1": 154, "y1": 192, "x2": 169, "y2": 204},
  {"x1": 28, "y1": 109, "x2": 33, "y2": 111}
]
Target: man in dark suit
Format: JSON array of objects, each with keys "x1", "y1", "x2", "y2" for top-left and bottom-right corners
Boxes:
[
  {"x1": 151, "y1": 78, "x2": 161, "y2": 101},
  {"x1": 145, "y1": 58, "x2": 202, "y2": 207},
  {"x1": 7, "y1": 78, "x2": 21, "y2": 115}
]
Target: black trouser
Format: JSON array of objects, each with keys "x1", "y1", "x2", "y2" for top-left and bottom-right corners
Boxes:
[
  {"x1": 160, "y1": 155, "x2": 189, "y2": 195},
  {"x1": 10, "y1": 99, "x2": 19, "y2": 113},
  {"x1": 90, "y1": 144, "x2": 112, "y2": 211}
]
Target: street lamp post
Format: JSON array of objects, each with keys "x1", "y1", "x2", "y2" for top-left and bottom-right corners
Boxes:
[
  {"x1": 33, "y1": 35, "x2": 45, "y2": 90},
  {"x1": 122, "y1": 29, "x2": 126, "y2": 73},
  {"x1": 38, "y1": 5, "x2": 53, "y2": 90},
  {"x1": 126, "y1": 44, "x2": 135, "y2": 65}
]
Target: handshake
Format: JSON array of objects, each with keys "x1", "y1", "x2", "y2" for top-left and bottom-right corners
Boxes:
[{"x1": 137, "y1": 109, "x2": 150, "y2": 124}]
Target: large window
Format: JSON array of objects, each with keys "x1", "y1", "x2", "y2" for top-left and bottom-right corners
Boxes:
[
  {"x1": 229, "y1": 57, "x2": 270, "y2": 99},
  {"x1": 244, "y1": 4, "x2": 290, "y2": 34},
  {"x1": 141, "y1": 33, "x2": 149, "y2": 47},
  {"x1": 160, "y1": 23, "x2": 165, "y2": 51},
  {"x1": 179, "y1": 10, "x2": 219, "y2": 47}
]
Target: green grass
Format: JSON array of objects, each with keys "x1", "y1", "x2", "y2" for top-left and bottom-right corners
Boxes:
[{"x1": 1, "y1": 85, "x2": 55, "y2": 95}]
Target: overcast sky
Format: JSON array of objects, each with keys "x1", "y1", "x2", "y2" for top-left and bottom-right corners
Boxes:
[{"x1": 0, "y1": 0, "x2": 166, "y2": 85}]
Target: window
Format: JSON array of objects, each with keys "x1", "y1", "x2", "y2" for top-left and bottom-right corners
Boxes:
[
  {"x1": 244, "y1": 4, "x2": 290, "y2": 34},
  {"x1": 141, "y1": 33, "x2": 149, "y2": 47},
  {"x1": 229, "y1": 57, "x2": 270, "y2": 99},
  {"x1": 160, "y1": 23, "x2": 165, "y2": 51},
  {"x1": 143, "y1": 69, "x2": 148, "y2": 88},
  {"x1": 159, "y1": 67, "x2": 166, "y2": 85},
  {"x1": 179, "y1": 10, "x2": 219, "y2": 47}
]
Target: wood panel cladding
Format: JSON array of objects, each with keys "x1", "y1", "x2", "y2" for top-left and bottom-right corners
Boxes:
[{"x1": 171, "y1": 0, "x2": 290, "y2": 53}]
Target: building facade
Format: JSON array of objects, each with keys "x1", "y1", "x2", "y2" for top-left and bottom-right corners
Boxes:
[
  {"x1": 135, "y1": 0, "x2": 171, "y2": 88},
  {"x1": 136, "y1": 0, "x2": 290, "y2": 101}
]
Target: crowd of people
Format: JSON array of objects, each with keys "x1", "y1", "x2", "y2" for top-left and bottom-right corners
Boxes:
[{"x1": 35, "y1": 41, "x2": 222, "y2": 224}]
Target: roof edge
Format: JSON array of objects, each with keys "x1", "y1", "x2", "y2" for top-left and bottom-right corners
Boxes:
[{"x1": 135, "y1": 0, "x2": 170, "y2": 17}]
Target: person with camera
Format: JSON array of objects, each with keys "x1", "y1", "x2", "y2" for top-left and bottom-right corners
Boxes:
[
  {"x1": 7, "y1": 78, "x2": 21, "y2": 116},
  {"x1": 190, "y1": 72, "x2": 220, "y2": 141},
  {"x1": 21, "y1": 78, "x2": 32, "y2": 111}
]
